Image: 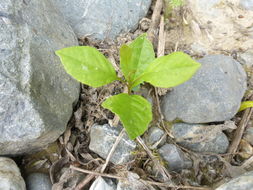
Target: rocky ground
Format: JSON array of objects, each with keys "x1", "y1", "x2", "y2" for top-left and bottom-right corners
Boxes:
[{"x1": 1, "y1": 0, "x2": 253, "y2": 190}]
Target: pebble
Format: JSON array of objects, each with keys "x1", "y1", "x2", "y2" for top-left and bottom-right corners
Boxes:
[
  {"x1": 145, "y1": 127, "x2": 165, "y2": 148},
  {"x1": 89, "y1": 124, "x2": 136, "y2": 165},
  {"x1": 244, "y1": 126, "x2": 253, "y2": 146},
  {"x1": 117, "y1": 172, "x2": 155, "y2": 190},
  {"x1": 90, "y1": 177, "x2": 116, "y2": 190},
  {"x1": 158, "y1": 143, "x2": 192, "y2": 171},
  {"x1": 26, "y1": 173, "x2": 52, "y2": 190},
  {"x1": 171, "y1": 123, "x2": 229, "y2": 154}
]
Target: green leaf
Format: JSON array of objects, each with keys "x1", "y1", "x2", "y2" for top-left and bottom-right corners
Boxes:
[
  {"x1": 56, "y1": 46, "x2": 118, "y2": 88},
  {"x1": 138, "y1": 51, "x2": 201, "y2": 88},
  {"x1": 102, "y1": 93, "x2": 152, "y2": 139},
  {"x1": 239, "y1": 101, "x2": 253, "y2": 112},
  {"x1": 120, "y1": 34, "x2": 155, "y2": 88}
]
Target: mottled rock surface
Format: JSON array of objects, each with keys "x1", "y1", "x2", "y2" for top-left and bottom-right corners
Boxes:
[
  {"x1": 171, "y1": 123, "x2": 229, "y2": 154},
  {"x1": 117, "y1": 172, "x2": 155, "y2": 190},
  {"x1": 240, "y1": 0, "x2": 253, "y2": 10},
  {"x1": 26, "y1": 173, "x2": 52, "y2": 190},
  {"x1": 90, "y1": 177, "x2": 116, "y2": 190},
  {"x1": 158, "y1": 144, "x2": 192, "y2": 171},
  {"x1": 0, "y1": 0, "x2": 79, "y2": 155},
  {"x1": 52, "y1": 0, "x2": 151, "y2": 39},
  {"x1": 146, "y1": 127, "x2": 165, "y2": 148},
  {"x1": 216, "y1": 171, "x2": 253, "y2": 190},
  {"x1": 244, "y1": 127, "x2": 253, "y2": 146},
  {"x1": 0, "y1": 157, "x2": 26, "y2": 190},
  {"x1": 238, "y1": 50, "x2": 253, "y2": 67},
  {"x1": 162, "y1": 55, "x2": 247, "y2": 123},
  {"x1": 89, "y1": 124, "x2": 136, "y2": 165}
]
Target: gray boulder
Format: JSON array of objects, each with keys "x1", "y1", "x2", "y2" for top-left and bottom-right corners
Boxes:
[
  {"x1": 158, "y1": 144, "x2": 192, "y2": 171},
  {"x1": 171, "y1": 123, "x2": 229, "y2": 154},
  {"x1": 216, "y1": 171, "x2": 253, "y2": 190},
  {"x1": 0, "y1": 0, "x2": 79, "y2": 155},
  {"x1": 52, "y1": 0, "x2": 152, "y2": 40},
  {"x1": 89, "y1": 124, "x2": 136, "y2": 165},
  {"x1": 0, "y1": 157, "x2": 26, "y2": 190},
  {"x1": 162, "y1": 55, "x2": 247, "y2": 123}
]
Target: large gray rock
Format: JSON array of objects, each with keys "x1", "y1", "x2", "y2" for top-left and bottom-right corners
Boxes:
[
  {"x1": 26, "y1": 173, "x2": 52, "y2": 190},
  {"x1": 216, "y1": 171, "x2": 253, "y2": 190},
  {"x1": 158, "y1": 144, "x2": 192, "y2": 171},
  {"x1": 0, "y1": 157, "x2": 26, "y2": 190},
  {"x1": 89, "y1": 124, "x2": 136, "y2": 165},
  {"x1": 52, "y1": 0, "x2": 151, "y2": 40},
  {"x1": 0, "y1": 0, "x2": 79, "y2": 155},
  {"x1": 162, "y1": 55, "x2": 247, "y2": 123},
  {"x1": 171, "y1": 123, "x2": 229, "y2": 154}
]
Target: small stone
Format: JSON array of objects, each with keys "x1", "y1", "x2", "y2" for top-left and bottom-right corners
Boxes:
[
  {"x1": 90, "y1": 177, "x2": 116, "y2": 190},
  {"x1": 89, "y1": 124, "x2": 136, "y2": 165},
  {"x1": 190, "y1": 42, "x2": 208, "y2": 56},
  {"x1": 162, "y1": 55, "x2": 247, "y2": 123},
  {"x1": 237, "y1": 51, "x2": 253, "y2": 68},
  {"x1": 239, "y1": 0, "x2": 253, "y2": 11},
  {"x1": 244, "y1": 127, "x2": 253, "y2": 146},
  {"x1": 52, "y1": 0, "x2": 151, "y2": 40},
  {"x1": 0, "y1": 157, "x2": 26, "y2": 190},
  {"x1": 158, "y1": 144, "x2": 192, "y2": 171},
  {"x1": 216, "y1": 171, "x2": 253, "y2": 190},
  {"x1": 146, "y1": 127, "x2": 165, "y2": 147},
  {"x1": 117, "y1": 172, "x2": 155, "y2": 190},
  {"x1": 171, "y1": 123, "x2": 229, "y2": 154},
  {"x1": 26, "y1": 173, "x2": 52, "y2": 190}
]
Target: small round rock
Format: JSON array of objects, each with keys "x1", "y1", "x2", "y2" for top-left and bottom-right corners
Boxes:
[{"x1": 26, "y1": 173, "x2": 52, "y2": 190}]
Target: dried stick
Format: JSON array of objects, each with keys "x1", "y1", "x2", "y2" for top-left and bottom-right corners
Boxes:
[
  {"x1": 227, "y1": 107, "x2": 253, "y2": 161},
  {"x1": 74, "y1": 165, "x2": 102, "y2": 190},
  {"x1": 71, "y1": 165, "x2": 124, "y2": 180},
  {"x1": 157, "y1": 15, "x2": 165, "y2": 57},
  {"x1": 147, "y1": 0, "x2": 163, "y2": 44},
  {"x1": 136, "y1": 137, "x2": 171, "y2": 180},
  {"x1": 100, "y1": 129, "x2": 125, "y2": 173},
  {"x1": 71, "y1": 165, "x2": 211, "y2": 190}
]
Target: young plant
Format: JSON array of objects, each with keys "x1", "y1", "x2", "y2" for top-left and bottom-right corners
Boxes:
[{"x1": 56, "y1": 34, "x2": 200, "y2": 140}]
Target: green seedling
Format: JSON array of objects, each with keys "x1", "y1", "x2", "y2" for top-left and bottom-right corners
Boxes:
[{"x1": 56, "y1": 34, "x2": 200, "y2": 140}]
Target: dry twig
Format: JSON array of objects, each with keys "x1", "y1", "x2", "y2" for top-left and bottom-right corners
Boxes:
[
  {"x1": 100, "y1": 129, "x2": 125, "y2": 173},
  {"x1": 147, "y1": 0, "x2": 163, "y2": 44},
  {"x1": 71, "y1": 165, "x2": 212, "y2": 190},
  {"x1": 227, "y1": 94, "x2": 253, "y2": 161}
]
